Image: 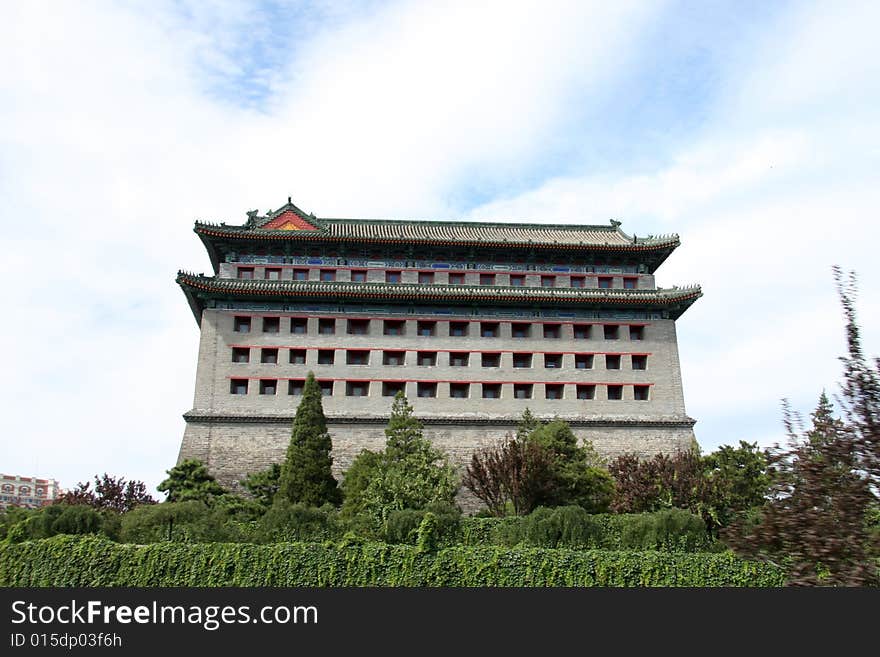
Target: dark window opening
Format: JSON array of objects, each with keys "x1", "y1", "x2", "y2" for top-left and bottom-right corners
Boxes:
[
  {"x1": 544, "y1": 353, "x2": 562, "y2": 369},
  {"x1": 263, "y1": 317, "x2": 280, "y2": 333},
  {"x1": 291, "y1": 317, "x2": 307, "y2": 334},
  {"x1": 237, "y1": 267, "x2": 254, "y2": 279},
  {"x1": 386, "y1": 271, "x2": 402, "y2": 283},
  {"x1": 347, "y1": 350, "x2": 370, "y2": 365},
  {"x1": 481, "y1": 322, "x2": 499, "y2": 338},
  {"x1": 629, "y1": 325, "x2": 645, "y2": 341},
  {"x1": 232, "y1": 347, "x2": 249, "y2": 363},
  {"x1": 292, "y1": 268, "x2": 309, "y2": 281},
  {"x1": 479, "y1": 273, "x2": 496, "y2": 286},
  {"x1": 543, "y1": 324, "x2": 561, "y2": 339},
  {"x1": 230, "y1": 379, "x2": 248, "y2": 395},
  {"x1": 346, "y1": 381, "x2": 369, "y2": 397},
  {"x1": 607, "y1": 385, "x2": 623, "y2": 400},
  {"x1": 351, "y1": 270, "x2": 367, "y2": 282},
  {"x1": 317, "y1": 350, "x2": 335, "y2": 365},
  {"x1": 347, "y1": 319, "x2": 370, "y2": 335},
  {"x1": 383, "y1": 351, "x2": 405, "y2": 366},
  {"x1": 234, "y1": 316, "x2": 251, "y2": 333},
  {"x1": 598, "y1": 277, "x2": 612, "y2": 289},
  {"x1": 382, "y1": 381, "x2": 405, "y2": 397},
  {"x1": 418, "y1": 272, "x2": 434, "y2": 285},
  {"x1": 634, "y1": 385, "x2": 650, "y2": 401},
  {"x1": 417, "y1": 352, "x2": 437, "y2": 366},
  {"x1": 318, "y1": 380, "x2": 334, "y2": 396},
  {"x1": 288, "y1": 380, "x2": 304, "y2": 395},
  {"x1": 289, "y1": 349, "x2": 306, "y2": 365},
  {"x1": 261, "y1": 348, "x2": 278, "y2": 364},
  {"x1": 623, "y1": 277, "x2": 637, "y2": 289},
  {"x1": 606, "y1": 354, "x2": 621, "y2": 370},
  {"x1": 577, "y1": 384, "x2": 596, "y2": 400},
  {"x1": 384, "y1": 320, "x2": 405, "y2": 336},
  {"x1": 604, "y1": 324, "x2": 620, "y2": 340},
  {"x1": 541, "y1": 276, "x2": 555, "y2": 288},
  {"x1": 417, "y1": 321, "x2": 436, "y2": 336},
  {"x1": 259, "y1": 379, "x2": 277, "y2": 395},
  {"x1": 449, "y1": 273, "x2": 465, "y2": 285},
  {"x1": 514, "y1": 383, "x2": 533, "y2": 399},
  {"x1": 450, "y1": 383, "x2": 469, "y2": 398},
  {"x1": 545, "y1": 384, "x2": 564, "y2": 400},
  {"x1": 570, "y1": 276, "x2": 585, "y2": 288},
  {"x1": 632, "y1": 355, "x2": 647, "y2": 370},
  {"x1": 265, "y1": 268, "x2": 281, "y2": 280},
  {"x1": 320, "y1": 269, "x2": 336, "y2": 282},
  {"x1": 510, "y1": 274, "x2": 525, "y2": 286},
  {"x1": 575, "y1": 354, "x2": 593, "y2": 369},
  {"x1": 482, "y1": 383, "x2": 501, "y2": 399},
  {"x1": 417, "y1": 382, "x2": 437, "y2": 398},
  {"x1": 318, "y1": 318, "x2": 335, "y2": 335},
  {"x1": 481, "y1": 353, "x2": 501, "y2": 368},
  {"x1": 512, "y1": 353, "x2": 532, "y2": 368},
  {"x1": 449, "y1": 321, "x2": 468, "y2": 337},
  {"x1": 449, "y1": 352, "x2": 469, "y2": 367},
  {"x1": 512, "y1": 323, "x2": 530, "y2": 338},
  {"x1": 573, "y1": 324, "x2": 591, "y2": 339}
]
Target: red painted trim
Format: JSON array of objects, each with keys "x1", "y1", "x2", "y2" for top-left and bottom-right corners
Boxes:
[
  {"x1": 227, "y1": 344, "x2": 653, "y2": 357},
  {"x1": 231, "y1": 263, "x2": 645, "y2": 278},
  {"x1": 225, "y1": 375, "x2": 654, "y2": 386}
]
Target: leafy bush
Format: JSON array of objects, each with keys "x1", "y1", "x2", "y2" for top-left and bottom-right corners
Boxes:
[
  {"x1": 620, "y1": 508, "x2": 709, "y2": 552},
  {"x1": 383, "y1": 502, "x2": 461, "y2": 545},
  {"x1": 0, "y1": 535, "x2": 786, "y2": 587},
  {"x1": 119, "y1": 501, "x2": 240, "y2": 543},
  {"x1": 4, "y1": 505, "x2": 112, "y2": 543},
  {"x1": 253, "y1": 501, "x2": 340, "y2": 543}
]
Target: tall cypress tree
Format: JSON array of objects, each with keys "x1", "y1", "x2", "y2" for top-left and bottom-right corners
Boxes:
[{"x1": 277, "y1": 372, "x2": 341, "y2": 506}]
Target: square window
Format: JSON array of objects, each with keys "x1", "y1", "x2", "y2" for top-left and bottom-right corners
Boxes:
[
  {"x1": 544, "y1": 353, "x2": 562, "y2": 368},
  {"x1": 417, "y1": 382, "x2": 437, "y2": 398},
  {"x1": 449, "y1": 321, "x2": 468, "y2": 337},
  {"x1": 545, "y1": 384, "x2": 564, "y2": 400},
  {"x1": 606, "y1": 354, "x2": 621, "y2": 370},
  {"x1": 543, "y1": 324, "x2": 561, "y2": 339},
  {"x1": 541, "y1": 276, "x2": 555, "y2": 288},
  {"x1": 320, "y1": 269, "x2": 336, "y2": 282},
  {"x1": 632, "y1": 355, "x2": 648, "y2": 370},
  {"x1": 346, "y1": 350, "x2": 370, "y2": 365},
  {"x1": 230, "y1": 379, "x2": 248, "y2": 395},
  {"x1": 263, "y1": 317, "x2": 280, "y2": 333},
  {"x1": 629, "y1": 325, "x2": 645, "y2": 341},
  {"x1": 417, "y1": 321, "x2": 436, "y2": 336},
  {"x1": 346, "y1": 381, "x2": 369, "y2": 397},
  {"x1": 481, "y1": 353, "x2": 501, "y2": 367},
  {"x1": 512, "y1": 353, "x2": 532, "y2": 368},
  {"x1": 383, "y1": 351, "x2": 405, "y2": 366},
  {"x1": 237, "y1": 267, "x2": 254, "y2": 279},
  {"x1": 577, "y1": 384, "x2": 596, "y2": 400},
  {"x1": 598, "y1": 276, "x2": 613, "y2": 289},
  {"x1": 510, "y1": 274, "x2": 525, "y2": 286},
  {"x1": 449, "y1": 273, "x2": 465, "y2": 285},
  {"x1": 418, "y1": 272, "x2": 435, "y2": 285},
  {"x1": 480, "y1": 322, "x2": 499, "y2": 338},
  {"x1": 317, "y1": 350, "x2": 335, "y2": 365},
  {"x1": 450, "y1": 383, "x2": 470, "y2": 398},
  {"x1": 261, "y1": 348, "x2": 278, "y2": 364},
  {"x1": 607, "y1": 385, "x2": 623, "y2": 400},
  {"x1": 347, "y1": 319, "x2": 370, "y2": 335},
  {"x1": 318, "y1": 318, "x2": 336, "y2": 335},
  {"x1": 634, "y1": 385, "x2": 650, "y2": 401},
  {"x1": 234, "y1": 316, "x2": 251, "y2": 333},
  {"x1": 292, "y1": 268, "x2": 309, "y2": 281},
  {"x1": 417, "y1": 352, "x2": 437, "y2": 366},
  {"x1": 259, "y1": 379, "x2": 277, "y2": 395},
  {"x1": 289, "y1": 349, "x2": 306, "y2": 365},
  {"x1": 288, "y1": 380, "x2": 305, "y2": 395},
  {"x1": 623, "y1": 277, "x2": 637, "y2": 289},
  {"x1": 482, "y1": 383, "x2": 501, "y2": 399},
  {"x1": 511, "y1": 323, "x2": 530, "y2": 338},
  {"x1": 351, "y1": 270, "x2": 367, "y2": 282},
  {"x1": 570, "y1": 276, "x2": 585, "y2": 288},
  {"x1": 318, "y1": 380, "x2": 334, "y2": 396},
  {"x1": 573, "y1": 324, "x2": 591, "y2": 339},
  {"x1": 479, "y1": 274, "x2": 495, "y2": 286},
  {"x1": 604, "y1": 324, "x2": 620, "y2": 340},
  {"x1": 291, "y1": 317, "x2": 308, "y2": 334},
  {"x1": 265, "y1": 268, "x2": 281, "y2": 280},
  {"x1": 384, "y1": 320, "x2": 405, "y2": 336},
  {"x1": 513, "y1": 383, "x2": 533, "y2": 399},
  {"x1": 382, "y1": 381, "x2": 405, "y2": 397},
  {"x1": 386, "y1": 271, "x2": 402, "y2": 284},
  {"x1": 450, "y1": 352, "x2": 469, "y2": 367},
  {"x1": 232, "y1": 347, "x2": 249, "y2": 363},
  {"x1": 574, "y1": 354, "x2": 594, "y2": 369}
]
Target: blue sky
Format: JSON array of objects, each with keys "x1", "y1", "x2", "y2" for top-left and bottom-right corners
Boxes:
[{"x1": 2, "y1": 0, "x2": 878, "y2": 496}]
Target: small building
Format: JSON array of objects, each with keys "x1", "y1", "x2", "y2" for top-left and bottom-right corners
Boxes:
[
  {"x1": 0, "y1": 474, "x2": 61, "y2": 509},
  {"x1": 176, "y1": 199, "x2": 701, "y2": 492}
]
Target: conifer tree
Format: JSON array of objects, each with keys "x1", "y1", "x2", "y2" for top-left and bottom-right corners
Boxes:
[{"x1": 277, "y1": 372, "x2": 341, "y2": 507}]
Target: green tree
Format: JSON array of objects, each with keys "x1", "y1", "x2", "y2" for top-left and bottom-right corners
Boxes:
[
  {"x1": 342, "y1": 392, "x2": 458, "y2": 523},
  {"x1": 277, "y1": 372, "x2": 342, "y2": 507},
  {"x1": 240, "y1": 464, "x2": 282, "y2": 510},
  {"x1": 157, "y1": 459, "x2": 227, "y2": 504}
]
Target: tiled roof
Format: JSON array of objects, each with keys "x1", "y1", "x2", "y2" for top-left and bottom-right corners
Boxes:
[
  {"x1": 194, "y1": 201, "x2": 679, "y2": 250},
  {"x1": 177, "y1": 272, "x2": 701, "y2": 308}
]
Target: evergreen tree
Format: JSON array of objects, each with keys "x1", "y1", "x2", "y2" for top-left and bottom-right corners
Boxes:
[
  {"x1": 240, "y1": 464, "x2": 282, "y2": 510},
  {"x1": 277, "y1": 371, "x2": 342, "y2": 507},
  {"x1": 158, "y1": 459, "x2": 227, "y2": 504},
  {"x1": 516, "y1": 407, "x2": 541, "y2": 441}
]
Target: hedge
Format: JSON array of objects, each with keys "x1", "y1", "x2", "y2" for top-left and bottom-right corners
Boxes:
[{"x1": 0, "y1": 535, "x2": 784, "y2": 587}]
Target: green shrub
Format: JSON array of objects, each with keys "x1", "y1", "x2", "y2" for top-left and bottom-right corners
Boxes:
[
  {"x1": 0, "y1": 535, "x2": 786, "y2": 587},
  {"x1": 5, "y1": 505, "x2": 110, "y2": 543},
  {"x1": 254, "y1": 501, "x2": 339, "y2": 543},
  {"x1": 383, "y1": 502, "x2": 461, "y2": 545},
  {"x1": 119, "y1": 501, "x2": 240, "y2": 543},
  {"x1": 620, "y1": 508, "x2": 708, "y2": 551}
]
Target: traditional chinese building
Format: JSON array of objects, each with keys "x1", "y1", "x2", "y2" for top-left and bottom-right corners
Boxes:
[{"x1": 176, "y1": 199, "x2": 701, "y2": 491}]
